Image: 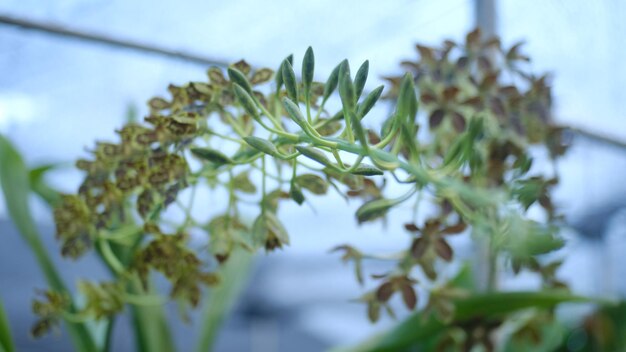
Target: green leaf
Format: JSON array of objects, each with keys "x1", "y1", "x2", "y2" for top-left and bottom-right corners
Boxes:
[
  {"x1": 232, "y1": 84, "x2": 260, "y2": 119},
  {"x1": 354, "y1": 60, "x2": 369, "y2": 99},
  {"x1": 295, "y1": 146, "x2": 332, "y2": 167},
  {"x1": 357, "y1": 85, "x2": 384, "y2": 120},
  {"x1": 195, "y1": 248, "x2": 254, "y2": 352},
  {"x1": 281, "y1": 59, "x2": 298, "y2": 102},
  {"x1": 243, "y1": 136, "x2": 279, "y2": 157},
  {"x1": 29, "y1": 163, "x2": 63, "y2": 207},
  {"x1": 129, "y1": 279, "x2": 175, "y2": 352},
  {"x1": 275, "y1": 54, "x2": 293, "y2": 90},
  {"x1": 0, "y1": 135, "x2": 97, "y2": 352},
  {"x1": 227, "y1": 67, "x2": 252, "y2": 95},
  {"x1": 338, "y1": 291, "x2": 592, "y2": 352},
  {"x1": 302, "y1": 46, "x2": 315, "y2": 100},
  {"x1": 322, "y1": 63, "x2": 341, "y2": 104},
  {"x1": 0, "y1": 299, "x2": 14, "y2": 352},
  {"x1": 190, "y1": 148, "x2": 233, "y2": 165},
  {"x1": 338, "y1": 60, "x2": 356, "y2": 111}
]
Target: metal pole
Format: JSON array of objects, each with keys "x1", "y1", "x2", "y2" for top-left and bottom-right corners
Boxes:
[
  {"x1": 474, "y1": 0, "x2": 497, "y2": 38},
  {"x1": 473, "y1": 0, "x2": 498, "y2": 292},
  {"x1": 0, "y1": 14, "x2": 230, "y2": 67}
]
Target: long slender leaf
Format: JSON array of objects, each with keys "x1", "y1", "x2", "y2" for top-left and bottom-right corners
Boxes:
[
  {"x1": 129, "y1": 279, "x2": 175, "y2": 352},
  {"x1": 336, "y1": 291, "x2": 592, "y2": 352},
  {"x1": 0, "y1": 135, "x2": 97, "y2": 352},
  {"x1": 0, "y1": 299, "x2": 14, "y2": 352},
  {"x1": 195, "y1": 248, "x2": 254, "y2": 352},
  {"x1": 29, "y1": 163, "x2": 63, "y2": 207}
]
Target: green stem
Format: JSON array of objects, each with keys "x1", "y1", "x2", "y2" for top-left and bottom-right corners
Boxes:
[
  {"x1": 261, "y1": 155, "x2": 267, "y2": 214},
  {"x1": 98, "y1": 239, "x2": 125, "y2": 275}
]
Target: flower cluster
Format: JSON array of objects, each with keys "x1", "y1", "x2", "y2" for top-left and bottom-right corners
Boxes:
[{"x1": 37, "y1": 31, "x2": 569, "y2": 351}]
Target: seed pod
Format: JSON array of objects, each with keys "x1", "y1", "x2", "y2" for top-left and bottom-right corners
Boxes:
[
  {"x1": 243, "y1": 136, "x2": 278, "y2": 157},
  {"x1": 281, "y1": 59, "x2": 298, "y2": 102},
  {"x1": 302, "y1": 46, "x2": 315, "y2": 100},
  {"x1": 338, "y1": 60, "x2": 356, "y2": 111},
  {"x1": 282, "y1": 97, "x2": 307, "y2": 129},
  {"x1": 354, "y1": 60, "x2": 369, "y2": 99},
  {"x1": 357, "y1": 85, "x2": 384, "y2": 119},
  {"x1": 275, "y1": 54, "x2": 293, "y2": 90},
  {"x1": 322, "y1": 63, "x2": 341, "y2": 104},
  {"x1": 289, "y1": 182, "x2": 305, "y2": 205},
  {"x1": 190, "y1": 148, "x2": 233, "y2": 165},
  {"x1": 227, "y1": 67, "x2": 252, "y2": 95},
  {"x1": 295, "y1": 146, "x2": 332, "y2": 167},
  {"x1": 349, "y1": 164, "x2": 383, "y2": 176},
  {"x1": 356, "y1": 197, "x2": 397, "y2": 224},
  {"x1": 349, "y1": 110, "x2": 368, "y2": 148},
  {"x1": 232, "y1": 84, "x2": 260, "y2": 119}
]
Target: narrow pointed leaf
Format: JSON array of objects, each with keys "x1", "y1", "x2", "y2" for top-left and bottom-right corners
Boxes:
[
  {"x1": 0, "y1": 135, "x2": 97, "y2": 352},
  {"x1": 0, "y1": 300, "x2": 14, "y2": 352},
  {"x1": 195, "y1": 249, "x2": 254, "y2": 352},
  {"x1": 129, "y1": 280, "x2": 175, "y2": 352}
]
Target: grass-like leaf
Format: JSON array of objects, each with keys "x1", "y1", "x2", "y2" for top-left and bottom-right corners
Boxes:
[
  {"x1": 0, "y1": 299, "x2": 14, "y2": 352},
  {"x1": 335, "y1": 291, "x2": 592, "y2": 352},
  {"x1": 0, "y1": 135, "x2": 97, "y2": 352},
  {"x1": 195, "y1": 248, "x2": 254, "y2": 352}
]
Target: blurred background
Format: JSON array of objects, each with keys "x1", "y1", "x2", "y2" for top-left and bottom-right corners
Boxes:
[{"x1": 1, "y1": 0, "x2": 626, "y2": 351}]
